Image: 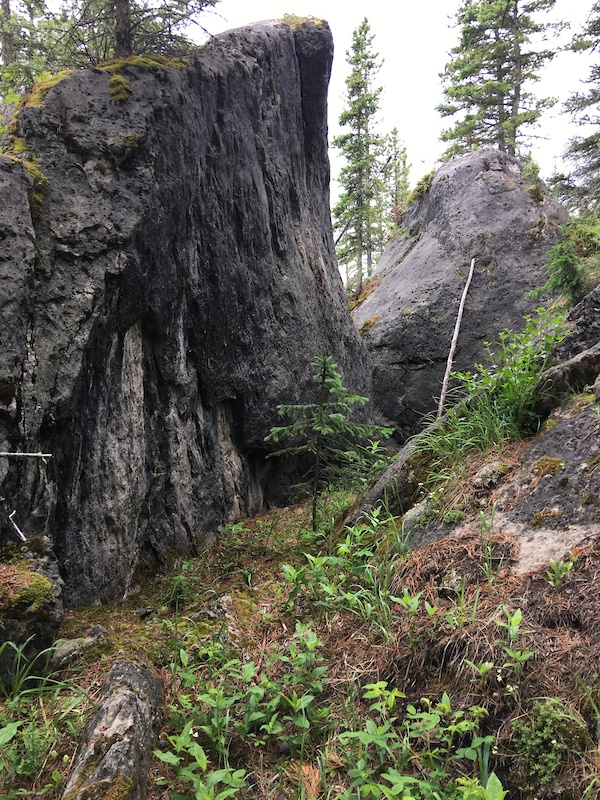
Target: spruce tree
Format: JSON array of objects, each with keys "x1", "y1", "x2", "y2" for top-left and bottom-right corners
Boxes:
[
  {"x1": 52, "y1": 0, "x2": 217, "y2": 67},
  {"x1": 333, "y1": 18, "x2": 384, "y2": 298},
  {"x1": 438, "y1": 0, "x2": 558, "y2": 159},
  {"x1": 557, "y1": 2, "x2": 600, "y2": 214},
  {"x1": 0, "y1": 0, "x2": 54, "y2": 97},
  {"x1": 380, "y1": 128, "x2": 410, "y2": 237},
  {"x1": 0, "y1": 0, "x2": 216, "y2": 102},
  {"x1": 265, "y1": 353, "x2": 393, "y2": 532}
]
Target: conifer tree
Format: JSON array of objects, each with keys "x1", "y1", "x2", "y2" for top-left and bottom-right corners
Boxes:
[
  {"x1": 52, "y1": 0, "x2": 217, "y2": 67},
  {"x1": 333, "y1": 18, "x2": 383, "y2": 298},
  {"x1": 0, "y1": 0, "x2": 216, "y2": 102},
  {"x1": 556, "y1": 2, "x2": 600, "y2": 213},
  {"x1": 265, "y1": 353, "x2": 392, "y2": 532},
  {"x1": 438, "y1": 0, "x2": 558, "y2": 159},
  {"x1": 0, "y1": 0, "x2": 54, "y2": 96},
  {"x1": 380, "y1": 128, "x2": 410, "y2": 236}
]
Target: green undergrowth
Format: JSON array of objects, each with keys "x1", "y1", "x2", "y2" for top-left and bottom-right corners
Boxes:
[
  {"x1": 412, "y1": 307, "x2": 569, "y2": 504},
  {"x1": 0, "y1": 640, "x2": 93, "y2": 799},
  {"x1": 527, "y1": 217, "x2": 600, "y2": 305},
  {"x1": 279, "y1": 14, "x2": 325, "y2": 30},
  {"x1": 22, "y1": 71, "x2": 73, "y2": 108},
  {"x1": 2, "y1": 310, "x2": 599, "y2": 797},
  {"x1": 4, "y1": 482, "x2": 600, "y2": 799}
]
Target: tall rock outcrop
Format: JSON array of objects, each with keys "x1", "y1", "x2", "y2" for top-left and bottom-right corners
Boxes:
[
  {"x1": 353, "y1": 149, "x2": 569, "y2": 438},
  {"x1": 0, "y1": 20, "x2": 371, "y2": 605}
]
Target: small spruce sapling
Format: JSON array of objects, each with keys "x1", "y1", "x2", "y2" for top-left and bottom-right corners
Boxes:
[{"x1": 265, "y1": 353, "x2": 393, "y2": 531}]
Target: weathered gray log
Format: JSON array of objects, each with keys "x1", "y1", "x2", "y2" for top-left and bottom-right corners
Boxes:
[
  {"x1": 354, "y1": 328, "x2": 600, "y2": 522},
  {"x1": 62, "y1": 660, "x2": 162, "y2": 800}
]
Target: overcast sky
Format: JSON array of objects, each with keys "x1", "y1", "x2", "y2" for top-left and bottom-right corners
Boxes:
[{"x1": 198, "y1": 1, "x2": 595, "y2": 192}]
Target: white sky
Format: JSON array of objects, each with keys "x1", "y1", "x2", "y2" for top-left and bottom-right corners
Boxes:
[{"x1": 198, "y1": 1, "x2": 595, "y2": 192}]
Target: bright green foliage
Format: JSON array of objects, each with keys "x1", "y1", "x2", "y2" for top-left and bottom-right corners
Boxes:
[
  {"x1": 527, "y1": 237, "x2": 586, "y2": 304},
  {"x1": 281, "y1": 507, "x2": 412, "y2": 643},
  {"x1": 544, "y1": 556, "x2": 574, "y2": 587},
  {"x1": 154, "y1": 725, "x2": 248, "y2": 800},
  {"x1": 528, "y1": 219, "x2": 600, "y2": 304},
  {"x1": 156, "y1": 621, "x2": 332, "y2": 778},
  {"x1": 333, "y1": 18, "x2": 384, "y2": 297},
  {"x1": 338, "y1": 688, "x2": 498, "y2": 799},
  {"x1": 0, "y1": 0, "x2": 61, "y2": 97},
  {"x1": 0, "y1": 639, "x2": 92, "y2": 797},
  {"x1": 0, "y1": 0, "x2": 216, "y2": 103},
  {"x1": 265, "y1": 352, "x2": 393, "y2": 531},
  {"x1": 438, "y1": 0, "x2": 559, "y2": 159},
  {"x1": 512, "y1": 698, "x2": 588, "y2": 786},
  {"x1": 415, "y1": 308, "x2": 569, "y2": 473},
  {"x1": 50, "y1": 0, "x2": 216, "y2": 67}
]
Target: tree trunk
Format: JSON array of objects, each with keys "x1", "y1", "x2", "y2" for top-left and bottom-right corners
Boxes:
[
  {"x1": 113, "y1": 0, "x2": 132, "y2": 57},
  {"x1": 494, "y1": 27, "x2": 507, "y2": 153},
  {"x1": 507, "y1": 2, "x2": 521, "y2": 157},
  {"x1": 354, "y1": 236, "x2": 363, "y2": 300},
  {"x1": 1, "y1": 0, "x2": 15, "y2": 67}
]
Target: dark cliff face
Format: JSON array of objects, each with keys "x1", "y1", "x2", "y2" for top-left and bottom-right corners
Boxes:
[
  {"x1": 0, "y1": 21, "x2": 371, "y2": 605},
  {"x1": 353, "y1": 149, "x2": 570, "y2": 438}
]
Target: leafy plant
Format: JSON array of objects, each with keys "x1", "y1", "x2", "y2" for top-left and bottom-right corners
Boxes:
[
  {"x1": 512, "y1": 698, "x2": 588, "y2": 786},
  {"x1": 154, "y1": 721, "x2": 248, "y2": 800},
  {"x1": 544, "y1": 556, "x2": 574, "y2": 588},
  {"x1": 266, "y1": 352, "x2": 393, "y2": 531},
  {"x1": 415, "y1": 308, "x2": 569, "y2": 476},
  {"x1": 479, "y1": 502, "x2": 500, "y2": 591},
  {"x1": 527, "y1": 236, "x2": 586, "y2": 304},
  {"x1": 494, "y1": 605, "x2": 533, "y2": 646},
  {"x1": 0, "y1": 640, "x2": 92, "y2": 797}
]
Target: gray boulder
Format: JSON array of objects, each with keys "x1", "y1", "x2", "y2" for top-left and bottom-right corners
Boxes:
[
  {"x1": 354, "y1": 148, "x2": 569, "y2": 438},
  {"x1": 0, "y1": 20, "x2": 370, "y2": 605}
]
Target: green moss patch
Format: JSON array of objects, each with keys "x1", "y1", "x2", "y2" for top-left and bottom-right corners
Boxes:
[
  {"x1": 359, "y1": 315, "x2": 379, "y2": 337},
  {"x1": 99, "y1": 55, "x2": 190, "y2": 74},
  {"x1": 532, "y1": 456, "x2": 565, "y2": 477},
  {"x1": 23, "y1": 70, "x2": 72, "y2": 107},
  {"x1": 407, "y1": 169, "x2": 436, "y2": 206},
  {"x1": 0, "y1": 563, "x2": 52, "y2": 614},
  {"x1": 530, "y1": 506, "x2": 565, "y2": 526},
  {"x1": 108, "y1": 74, "x2": 133, "y2": 104},
  {"x1": 279, "y1": 13, "x2": 324, "y2": 29},
  {"x1": 64, "y1": 773, "x2": 133, "y2": 800},
  {"x1": 3, "y1": 153, "x2": 48, "y2": 218}
]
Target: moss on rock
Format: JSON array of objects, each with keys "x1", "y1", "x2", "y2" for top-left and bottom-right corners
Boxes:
[
  {"x1": 279, "y1": 14, "x2": 324, "y2": 29},
  {"x1": 23, "y1": 70, "x2": 72, "y2": 107},
  {"x1": 0, "y1": 563, "x2": 53, "y2": 614},
  {"x1": 108, "y1": 74, "x2": 133, "y2": 104},
  {"x1": 99, "y1": 54, "x2": 190, "y2": 74},
  {"x1": 532, "y1": 456, "x2": 565, "y2": 477},
  {"x1": 63, "y1": 773, "x2": 133, "y2": 800}
]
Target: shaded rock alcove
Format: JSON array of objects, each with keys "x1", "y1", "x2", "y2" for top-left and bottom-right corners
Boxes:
[{"x1": 0, "y1": 20, "x2": 371, "y2": 606}]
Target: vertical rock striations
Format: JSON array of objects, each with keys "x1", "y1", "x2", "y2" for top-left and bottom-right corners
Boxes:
[{"x1": 0, "y1": 21, "x2": 370, "y2": 605}]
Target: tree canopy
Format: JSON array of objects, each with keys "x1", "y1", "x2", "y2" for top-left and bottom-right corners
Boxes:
[
  {"x1": 438, "y1": 0, "x2": 558, "y2": 159},
  {"x1": 0, "y1": 0, "x2": 216, "y2": 98},
  {"x1": 553, "y1": 1, "x2": 600, "y2": 214},
  {"x1": 332, "y1": 18, "x2": 384, "y2": 297}
]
